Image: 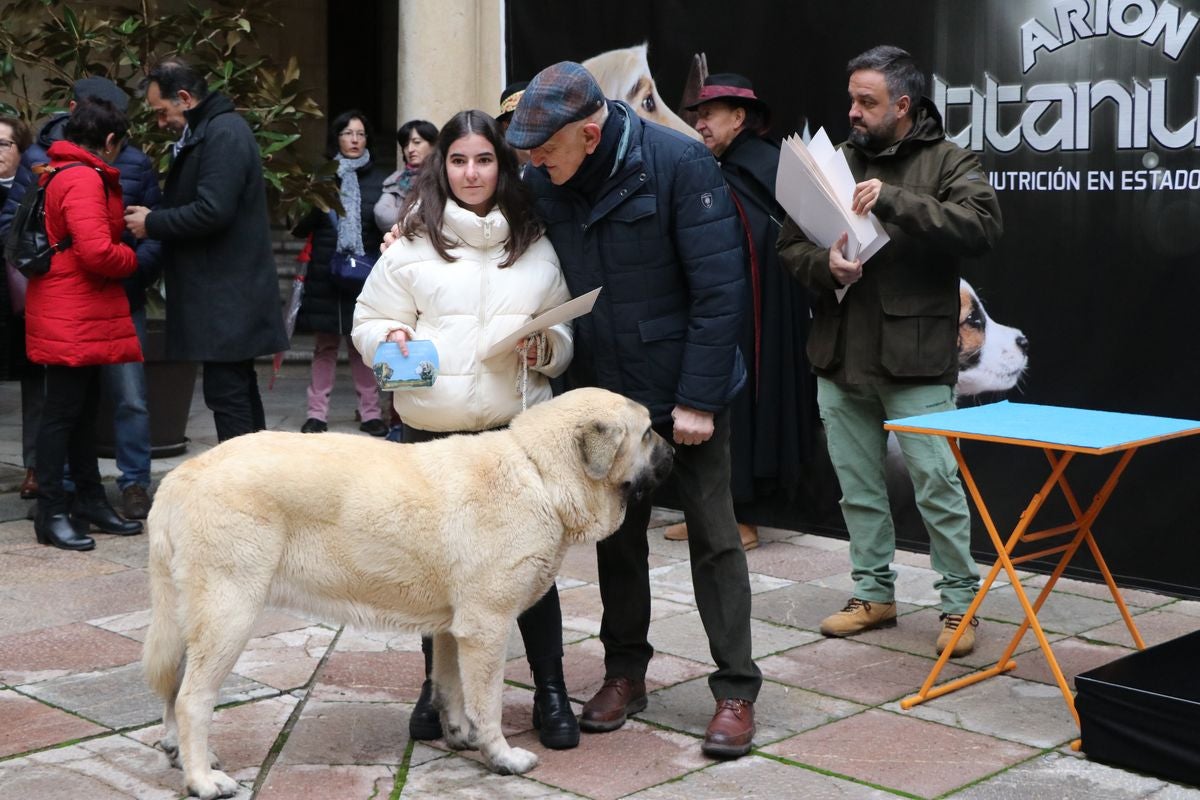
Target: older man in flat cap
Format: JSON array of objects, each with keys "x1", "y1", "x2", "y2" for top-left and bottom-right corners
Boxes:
[{"x1": 507, "y1": 61, "x2": 760, "y2": 759}]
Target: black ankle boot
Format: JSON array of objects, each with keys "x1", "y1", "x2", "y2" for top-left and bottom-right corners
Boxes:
[
  {"x1": 72, "y1": 494, "x2": 143, "y2": 536},
  {"x1": 35, "y1": 507, "x2": 95, "y2": 551},
  {"x1": 531, "y1": 659, "x2": 580, "y2": 749},
  {"x1": 409, "y1": 640, "x2": 442, "y2": 740}
]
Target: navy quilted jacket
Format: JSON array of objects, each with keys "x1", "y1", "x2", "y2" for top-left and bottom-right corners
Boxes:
[
  {"x1": 0, "y1": 114, "x2": 164, "y2": 311},
  {"x1": 523, "y1": 103, "x2": 747, "y2": 425}
]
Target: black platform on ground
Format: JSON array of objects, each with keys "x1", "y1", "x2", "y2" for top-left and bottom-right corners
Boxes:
[{"x1": 1076, "y1": 629, "x2": 1200, "y2": 787}]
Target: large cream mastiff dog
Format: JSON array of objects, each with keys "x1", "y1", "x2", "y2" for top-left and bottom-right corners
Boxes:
[{"x1": 143, "y1": 388, "x2": 673, "y2": 798}]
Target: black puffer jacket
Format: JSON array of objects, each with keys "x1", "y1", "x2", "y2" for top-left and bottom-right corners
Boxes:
[
  {"x1": 293, "y1": 158, "x2": 385, "y2": 335},
  {"x1": 524, "y1": 102, "x2": 746, "y2": 425}
]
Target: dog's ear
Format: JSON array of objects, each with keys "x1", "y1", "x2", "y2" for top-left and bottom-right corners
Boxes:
[{"x1": 578, "y1": 420, "x2": 623, "y2": 481}]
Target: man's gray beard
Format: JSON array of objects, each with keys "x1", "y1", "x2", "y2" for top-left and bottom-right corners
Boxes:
[{"x1": 847, "y1": 128, "x2": 871, "y2": 149}]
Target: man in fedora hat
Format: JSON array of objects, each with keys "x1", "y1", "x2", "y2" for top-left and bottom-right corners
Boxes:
[
  {"x1": 662, "y1": 73, "x2": 817, "y2": 553},
  {"x1": 506, "y1": 60, "x2": 760, "y2": 759}
]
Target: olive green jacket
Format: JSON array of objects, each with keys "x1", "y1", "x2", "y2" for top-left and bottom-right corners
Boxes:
[{"x1": 777, "y1": 98, "x2": 1002, "y2": 386}]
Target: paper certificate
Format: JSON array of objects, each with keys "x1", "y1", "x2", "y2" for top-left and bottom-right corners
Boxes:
[{"x1": 483, "y1": 286, "x2": 602, "y2": 359}]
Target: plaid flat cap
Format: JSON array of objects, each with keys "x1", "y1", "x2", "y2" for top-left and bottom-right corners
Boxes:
[{"x1": 505, "y1": 61, "x2": 605, "y2": 149}]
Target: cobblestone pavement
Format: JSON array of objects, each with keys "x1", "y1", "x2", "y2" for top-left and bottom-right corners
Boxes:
[{"x1": 1, "y1": 358, "x2": 1197, "y2": 798}]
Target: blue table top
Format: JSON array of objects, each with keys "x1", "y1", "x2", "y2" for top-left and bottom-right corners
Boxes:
[{"x1": 885, "y1": 401, "x2": 1200, "y2": 453}]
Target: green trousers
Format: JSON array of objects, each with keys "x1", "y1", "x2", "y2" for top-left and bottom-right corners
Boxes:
[{"x1": 817, "y1": 378, "x2": 979, "y2": 613}]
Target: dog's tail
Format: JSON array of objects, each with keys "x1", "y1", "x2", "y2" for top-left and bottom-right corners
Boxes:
[{"x1": 142, "y1": 480, "x2": 186, "y2": 702}]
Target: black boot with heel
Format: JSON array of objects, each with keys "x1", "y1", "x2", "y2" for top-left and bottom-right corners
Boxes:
[
  {"x1": 531, "y1": 658, "x2": 580, "y2": 750},
  {"x1": 35, "y1": 504, "x2": 95, "y2": 551},
  {"x1": 409, "y1": 637, "x2": 443, "y2": 740},
  {"x1": 72, "y1": 490, "x2": 143, "y2": 536}
]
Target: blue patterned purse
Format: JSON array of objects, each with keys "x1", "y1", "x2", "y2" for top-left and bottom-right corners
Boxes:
[{"x1": 372, "y1": 340, "x2": 439, "y2": 390}]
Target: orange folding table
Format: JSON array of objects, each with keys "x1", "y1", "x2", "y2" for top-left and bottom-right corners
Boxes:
[{"x1": 884, "y1": 401, "x2": 1200, "y2": 737}]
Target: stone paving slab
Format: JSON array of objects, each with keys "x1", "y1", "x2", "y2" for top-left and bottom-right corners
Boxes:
[
  {"x1": 1022, "y1": 574, "x2": 1178, "y2": 610},
  {"x1": 945, "y1": 751, "x2": 1200, "y2": 798},
  {"x1": 1009, "y1": 635, "x2": 1133, "y2": 687},
  {"x1": 257, "y1": 763, "x2": 396, "y2": 800},
  {"x1": 0, "y1": 622, "x2": 143, "y2": 685},
  {"x1": 130, "y1": 695, "x2": 297, "y2": 785},
  {"x1": 400, "y1": 753, "x2": 580, "y2": 799},
  {"x1": 806, "y1": 561, "x2": 959, "y2": 607},
  {"x1": 231, "y1": 625, "x2": 336, "y2": 692},
  {"x1": 763, "y1": 708, "x2": 1040, "y2": 797},
  {"x1": 534, "y1": 636, "x2": 711, "y2": 708},
  {"x1": 0, "y1": 688, "x2": 107, "y2": 757},
  {"x1": 648, "y1": 560, "x2": 793, "y2": 606},
  {"x1": 886, "y1": 673, "x2": 1079, "y2": 749},
  {"x1": 742, "y1": 540, "x2": 850, "y2": 583},
  {"x1": 276, "y1": 699, "x2": 411, "y2": 766},
  {"x1": 975, "y1": 585, "x2": 1126, "y2": 634},
  {"x1": 309, "y1": 648, "x2": 425, "y2": 703},
  {"x1": 557, "y1": 583, "x2": 694, "y2": 638},
  {"x1": 639, "y1": 675, "x2": 864, "y2": 745},
  {"x1": 1081, "y1": 608, "x2": 1200, "y2": 648},
  {"x1": 627, "y1": 754, "x2": 898, "y2": 799},
  {"x1": 22, "y1": 662, "x2": 277, "y2": 730},
  {"x1": 472, "y1": 720, "x2": 713, "y2": 800},
  {"x1": 1, "y1": 569, "x2": 151, "y2": 636},
  {"x1": 758, "y1": 637, "x2": 972, "y2": 706},
  {"x1": 646, "y1": 609, "x2": 820, "y2": 665},
  {"x1": 0, "y1": 734, "x2": 202, "y2": 800},
  {"x1": 0, "y1": 541, "x2": 127, "y2": 585}
]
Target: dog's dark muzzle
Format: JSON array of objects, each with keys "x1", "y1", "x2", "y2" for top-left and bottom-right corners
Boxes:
[{"x1": 624, "y1": 432, "x2": 674, "y2": 504}]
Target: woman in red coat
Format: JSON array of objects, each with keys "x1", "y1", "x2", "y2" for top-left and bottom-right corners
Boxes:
[{"x1": 26, "y1": 96, "x2": 143, "y2": 550}]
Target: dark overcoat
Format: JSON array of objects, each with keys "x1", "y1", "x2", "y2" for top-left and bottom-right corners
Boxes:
[
  {"x1": 145, "y1": 92, "x2": 288, "y2": 362},
  {"x1": 719, "y1": 131, "x2": 816, "y2": 501}
]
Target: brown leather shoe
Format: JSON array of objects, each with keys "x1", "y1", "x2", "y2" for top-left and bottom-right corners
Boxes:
[
  {"x1": 663, "y1": 522, "x2": 688, "y2": 541},
  {"x1": 19, "y1": 468, "x2": 38, "y2": 500},
  {"x1": 738, "y1": 523, "x2": 759, "y2": 551},
  {"x1": 702, "y1": 698, "x2": 755, "y2": 758},
  {"x1": 579, "y1": 676, "x2": 646, "y2": 732}
]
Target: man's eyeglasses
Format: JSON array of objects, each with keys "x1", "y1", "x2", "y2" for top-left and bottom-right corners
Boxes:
[
  {"x1": 0, "y1": 140, "x2": 16, "y2": 151},
  {"x1": 338, "y1": 130, "x2": 367, "y2": 140}
]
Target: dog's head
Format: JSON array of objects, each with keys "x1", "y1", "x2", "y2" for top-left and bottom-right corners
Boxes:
[
  {"x1": 956, "y1": 278, "x2": 1029, "y2": 397},
  {"x1": 510, "y1": 387, "x2": 673, "y2": 543},
  {"x1": 582, "y1": 44, "x2": 702, "y2": 141}
]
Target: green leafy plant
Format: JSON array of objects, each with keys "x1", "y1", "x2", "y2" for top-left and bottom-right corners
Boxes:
[{"x1": 0, "y1": 0, "x2": 340, "y2": 224}]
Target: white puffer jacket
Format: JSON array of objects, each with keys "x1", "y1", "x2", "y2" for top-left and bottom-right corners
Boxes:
[{"x1": 352, "y1": 200, "x2": 573, "y2": 432}]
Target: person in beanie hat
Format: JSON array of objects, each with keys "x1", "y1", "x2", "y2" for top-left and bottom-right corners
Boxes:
[
  {"x1": 663, "y1": 73, "x2": 818, "y2": 554},
  {"x1": 507, "y1": 61, "x2": 762, "y2": 759}
]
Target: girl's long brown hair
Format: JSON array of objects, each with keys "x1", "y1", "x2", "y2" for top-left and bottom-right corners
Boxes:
[{"x1": 398, "y1": 109, "x2": 541, "y2": 268}]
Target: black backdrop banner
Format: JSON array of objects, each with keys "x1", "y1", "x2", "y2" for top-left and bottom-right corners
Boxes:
[{"x1": 506, "y1": 0, "x2": 1200, "y2": 598}]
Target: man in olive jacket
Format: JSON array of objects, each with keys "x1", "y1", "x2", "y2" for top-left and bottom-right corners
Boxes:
[
  {"x1": 507, "y1": 61, "x2": 760, "y2": 759},
  {"x1": 125, "y1": 58, "x2": 287, "y2": 442},
  {"x1": 777, "y1": 46, "x2": 1002, "y2": 657}
]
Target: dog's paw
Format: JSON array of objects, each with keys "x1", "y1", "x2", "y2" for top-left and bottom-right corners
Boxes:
[
  {"x1": 488, "y1": 746, "x2": 538, "y2": 775},
  {"x1": 442, "y1": 723, "x2": 473, "y2": 751},
  {"x1": 185, "y1": 767, "x2": 240, "y2": 799}
]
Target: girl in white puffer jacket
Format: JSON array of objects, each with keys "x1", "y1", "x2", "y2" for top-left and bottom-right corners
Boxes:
[{"x1": 351, "y1": 109, "x2": 579, "y2": 751}]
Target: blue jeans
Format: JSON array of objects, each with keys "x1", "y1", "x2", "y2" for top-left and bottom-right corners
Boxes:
[{"x1": 100, "y1": 308, "x2": 151, "y2": 489}]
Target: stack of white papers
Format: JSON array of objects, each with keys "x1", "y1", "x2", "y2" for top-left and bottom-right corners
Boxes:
[{"x1": 775, "y1": 128, "x2": 889, "y2": 295}]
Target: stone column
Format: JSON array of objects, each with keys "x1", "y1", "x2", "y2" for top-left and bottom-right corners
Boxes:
[{"x1": 395, "y1": 0, "x2": 504, "y2": 132}]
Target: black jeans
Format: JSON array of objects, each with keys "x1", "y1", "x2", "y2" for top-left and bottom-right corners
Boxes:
[
  {"x1": 404, "y1": 423, "x2": 565, "y2": 668},
  {"x1": 203, "y1": 360, "x2": 266, "y2": 442},
  {"x1": 35, "y1": 365, "x2": 106, "y2": 514},
  {"x1": 597, "y1": 408, "x2": 762, "y2": 702}
]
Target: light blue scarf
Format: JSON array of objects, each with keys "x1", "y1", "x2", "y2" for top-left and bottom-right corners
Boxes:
[{"x1": 335, "y1": 150, "x2": 371, "y2": 255}]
